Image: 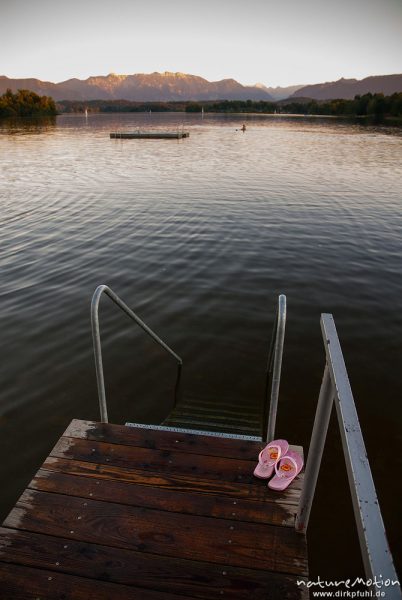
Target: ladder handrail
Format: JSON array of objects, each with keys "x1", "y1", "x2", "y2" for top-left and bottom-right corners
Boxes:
[
  {"x1": 263, "y1": 294, "x2": 286, "y2": 442},
  {"x1": 296, "y1": 314, "x2": 400, "y2": 594},
  {"x1": 91, "y1": 285, "x2": 183, "y2": 423}
]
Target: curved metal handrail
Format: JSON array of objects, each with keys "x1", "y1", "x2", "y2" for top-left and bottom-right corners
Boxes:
[
  {"x1": 262, "y1": 294, "x2": 287, "y2": 442},
  {"x1": 91, "y1": 285, "x2": 183, "y2": 422}
]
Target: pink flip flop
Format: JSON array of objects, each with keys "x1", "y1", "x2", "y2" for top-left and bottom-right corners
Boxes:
[
  {"x1": 268, "y1": 450, "x2": 303, "y2": 491},
  {"x1": 253, "y1": 439, "x2": 289, "y2": 479}
]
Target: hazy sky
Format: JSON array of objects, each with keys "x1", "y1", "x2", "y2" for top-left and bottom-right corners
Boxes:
[{"x1": 1, "y1": 0, "x2": 402, "y2": 86}]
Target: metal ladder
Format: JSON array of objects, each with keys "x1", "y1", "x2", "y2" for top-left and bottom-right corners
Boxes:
[{"x1": 91, "y1": 285, "x2": 286, "y2": 438}]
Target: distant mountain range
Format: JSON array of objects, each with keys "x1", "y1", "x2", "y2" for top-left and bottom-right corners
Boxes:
[
  {"x1": 1, "y1": 72, "x2": 401, "y2": 102},
  {"x1": 255, "y1": 83, "x2": 303, "y2": 100},
  {"x1": 290, "y1": 74, "x2": 402, "y2": 100},
  {"x1": 0, "y1": 72, "x2": 274, "y2": 102}
]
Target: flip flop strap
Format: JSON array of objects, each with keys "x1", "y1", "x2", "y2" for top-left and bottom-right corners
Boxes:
[
  {"x1": 274, "y1": 455, "x2": 299, "y2": 478},
  {"x1": 259, "y1": 444, "x2": 281, "y2": 466}
]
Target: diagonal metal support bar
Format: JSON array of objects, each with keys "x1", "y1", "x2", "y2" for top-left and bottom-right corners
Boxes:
[{"x1": 295, "y1": 363, "x2": 334, "y2": 532}]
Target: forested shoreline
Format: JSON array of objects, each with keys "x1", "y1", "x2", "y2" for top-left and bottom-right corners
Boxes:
[
  {"x1": 1, "y1": 89, "x2": 401, "y2": 120},
  {"x1": 59, "y1": 93, "x2": 402, "y2": 119}
]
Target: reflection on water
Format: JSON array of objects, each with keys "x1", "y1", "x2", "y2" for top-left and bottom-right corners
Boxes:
[
  {"x1": 0, "y1": 113, "x2": 401, "y2": 579},
  {"x1": 0, "y1": 115, "x2": 56, "y2": 135}
]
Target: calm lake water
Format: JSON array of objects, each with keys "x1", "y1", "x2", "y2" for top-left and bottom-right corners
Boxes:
[{"x1": 1, "y1": 112, "x2": 401, "y2": 580}]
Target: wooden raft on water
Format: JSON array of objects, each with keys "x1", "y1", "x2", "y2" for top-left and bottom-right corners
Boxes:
[
  {"x1": 0, "y1": 419, "x2": 308, "y2": 599},
  {"x1": 110, "y1": 131, "x2": 190, "y2": 139}
]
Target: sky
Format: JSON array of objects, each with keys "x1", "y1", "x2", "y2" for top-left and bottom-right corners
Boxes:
[{"x1": 1, "y1": 0, "x2": 402, "y2": 87}]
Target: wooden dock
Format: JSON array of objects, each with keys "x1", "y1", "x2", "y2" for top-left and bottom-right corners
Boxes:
[
  {"x1": 0, "y1": 419, "x2": 308, "y2": 599},
  {"x1": 110, "y1": 131, "x2": 190, "y2": 139}
]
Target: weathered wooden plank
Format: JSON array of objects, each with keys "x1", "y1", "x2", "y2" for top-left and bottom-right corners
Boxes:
[
  {"x1": 0, "y1": 527, "x2": 308, "y2": 599},
  {"x1": 51, "y1": 436, "x2": 304, "y2": 490},
  {"x1": 29, "y1": 468, "x2": 297, "y2": 527},
  {"x1": 42, "y1": 456, "x2": 304, "y2": 504},
  {"x1": 63, "y1": 419, "x2": 266, "y2": 460},
  {"x1": 0, "y1": 561, "x2": 195, "y2": 600},
  {"x1": 4, "y1": 489, "x2": 308, "y2": 576},
  {"x1": 51, "y1": 436, "x2": 261, "y2": 484}
]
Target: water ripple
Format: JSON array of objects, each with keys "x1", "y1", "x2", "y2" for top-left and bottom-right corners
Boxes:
[{"x1": 1, "y1": 113, "x2": 402, "y2": 577}]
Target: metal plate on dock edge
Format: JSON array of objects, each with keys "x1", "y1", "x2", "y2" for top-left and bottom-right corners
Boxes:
[{"x1": 125, "y1": 422, "x2": 262, "y2": 442}]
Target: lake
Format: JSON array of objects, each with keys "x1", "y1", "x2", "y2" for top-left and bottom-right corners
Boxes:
[{"x1": 0, "y1": 112, "x2": 401, "y2": 580}]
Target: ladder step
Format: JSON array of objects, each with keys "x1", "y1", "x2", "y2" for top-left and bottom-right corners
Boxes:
[
  {"x1": 169, "y1": 405, "x2": 260, "y2": 420},
  {"x1": 175, "y1": 401, "x2": 260, "y2": 418},
  {"x1": 163, "y1": 395, "x2": 262, "y2": 436},
  {"x1": 163, "y1": 416, "x2": 260, "y2": 435}
]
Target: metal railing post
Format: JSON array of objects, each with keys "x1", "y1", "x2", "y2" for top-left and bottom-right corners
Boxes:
[
  {"x1": 264, "y1": 294, "x2": 286, "y2": 442},
  {"x1": 295, "y1": 363, "x2": 334, "y2": 532},
  {"x1": 91, "y1": 287, "x2": 109, "y2": 422}
]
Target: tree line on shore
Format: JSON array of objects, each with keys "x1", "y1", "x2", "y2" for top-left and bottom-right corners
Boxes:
[
  {"x1": 0, "y1": 89, "x2": 57, "y2": 117},
  {"x1": 1, "y1": 89, "x2": 401, "y2": 119},
  {"x1": 59, "y1": 93, "x2": 402, "y2": 119},
  {"x1": 187, "y1": 93, "x2": 402, "y2": 118},
  {"x1": 59, "y1": 99, "x2": 185, "y2": 113},
  {"x1": 279, "y1": 93, "x2": 402, "y2": 118}
]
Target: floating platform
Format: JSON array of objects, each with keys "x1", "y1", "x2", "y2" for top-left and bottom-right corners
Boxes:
[
  {"x1": 110, "y1": 131, "x2": 190, "y2": 139},
  {"x1": 0, "y1": 419, "x2": 308, "y2": 599}
]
